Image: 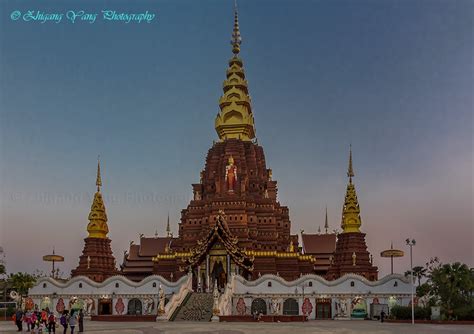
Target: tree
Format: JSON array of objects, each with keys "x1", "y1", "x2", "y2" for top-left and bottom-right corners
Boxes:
[
  {"x1": 412, "y1": 266, "x2": 427, "y2": 286},
  {"x1": 429, "y1": 262, "x2": 473, "y2": 314},
  {"x1": 0, "y1": 264, "x2": 5, "y2": 276},
  {"x1": 404, "y1": 266, "x2": 428, "y2": 286},
  {"x1": 8, "y1": 272, "x2": 36, "y2": 295}
]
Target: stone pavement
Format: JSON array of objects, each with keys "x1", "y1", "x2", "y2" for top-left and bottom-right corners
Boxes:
[{"x1": 0, "y1": 320, "x2": 472, "y2": 334}]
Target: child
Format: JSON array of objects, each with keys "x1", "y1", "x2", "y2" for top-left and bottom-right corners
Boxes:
[{"x1": 24, "y1": 310, "x2": 33, "y2": 331}]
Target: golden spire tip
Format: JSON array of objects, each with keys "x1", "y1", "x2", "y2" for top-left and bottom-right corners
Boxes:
[
  {"x1": 324, "y1": 206, "x2": 329, "y2": 233},
  {"x1": 96, "y1": 155, "x2": 102, "y2": 191},
  {"x1": 231, "y1": 0, "x2": 242, "y2": 55},
  {"x1": 347, "y1": 145, "x2": 354, "y2": 181}
]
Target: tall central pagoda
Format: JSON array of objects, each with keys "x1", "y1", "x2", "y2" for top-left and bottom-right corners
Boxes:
[{"x1": 131, "y1": 6, "x2": 316, "y2": 286}]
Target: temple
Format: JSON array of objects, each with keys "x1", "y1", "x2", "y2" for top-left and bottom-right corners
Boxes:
[
  {"x1": 71, "y1": 159, "x2": 118, "y2": 282},
  {"x1": 118, "y1": 5, "x2": 379, "y2": 287},
  {"x1": 300, "y1": 208, "x2": 337, "y2": 276},
  {"x1": 27, "y1": 5, "x2": 413, "y2": 323},
  {"x1": 122, "y1": 7, "x2": 315, "y2": 286}
]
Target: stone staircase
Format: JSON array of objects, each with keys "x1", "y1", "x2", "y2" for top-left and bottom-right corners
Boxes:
[{"x1": 170, "y1": 292, "x2": 214, "y2": 321}]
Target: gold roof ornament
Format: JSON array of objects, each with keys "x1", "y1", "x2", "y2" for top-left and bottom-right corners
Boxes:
[
  {"x1": 215, "y1": 2, "x2": 256, "y2": 141},
  {"x1": 324, "y1": 206, "x2": 329, "y2": 234},
  {"x1": 341, "y1": 146, "x2": 362, "y2": 233},
  {"x1": 87, "y1": 157, "x2": 109, "y2": 239},
  {"x1": 166, "y1": 212, "x2": 171, "y2": 237}
]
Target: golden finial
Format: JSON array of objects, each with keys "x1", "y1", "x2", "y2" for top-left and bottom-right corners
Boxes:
[
  {"x1": 96, "y1": 155, "x2": 102, "y2": 192},
  {"x1": 231, "y1": 0, "x2": 242, "y2": 55},
  {"x1": 347, "y1": 145, "x2": 354, "y2": 182},
  {"x1": 324, "y1": 206, "x2": 329, "y2": 234}
]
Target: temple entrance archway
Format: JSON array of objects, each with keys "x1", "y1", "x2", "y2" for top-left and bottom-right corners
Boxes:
[
  {"x1": 98, "y1": 299, "x2": 112, "y2": 315},
  {"x1": 251, "y1": 298, "x2": 267, "y2": 315},
  {"x1": 316, "y1": 298, "x2": 332, "y2": 319},
  {"x1": 283, "y1": 298, "x2": 299, "y2": 315},
  {"x1": 127, "y1": 298, "x2": 142, "y2": 315}
]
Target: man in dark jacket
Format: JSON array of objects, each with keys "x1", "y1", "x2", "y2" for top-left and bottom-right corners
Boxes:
[
  {"x1": 78, "y1": 309, "x2": 84, "y2": 332},
  {"x1": 14, "y1": 309, "x2": 23, "y2": 331}
]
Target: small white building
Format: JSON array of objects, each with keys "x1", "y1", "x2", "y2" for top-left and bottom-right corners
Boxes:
[
  {"x1": 230, "y1": 273, "x2": 411, "y2": 319},
  {"x1": 27, "y1": 273, "x2": 411, "y2": 321},
  {"x1": 28, "y1": 275, "x2": 186, "y2": 316}
]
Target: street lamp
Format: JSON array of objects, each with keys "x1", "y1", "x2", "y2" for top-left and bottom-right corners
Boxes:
[{"x1": 406, "y1": 238, "x2": 416, "y2": 325}]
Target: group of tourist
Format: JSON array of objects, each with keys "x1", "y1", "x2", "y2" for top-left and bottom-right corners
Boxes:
[{"x1": 13, "y1": 307, "x2": 84, "y2": 333}]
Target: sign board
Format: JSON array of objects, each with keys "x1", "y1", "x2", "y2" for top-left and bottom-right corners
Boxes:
[{"x1": 431, "y1": 306, "x2": 441, "y2": 320}]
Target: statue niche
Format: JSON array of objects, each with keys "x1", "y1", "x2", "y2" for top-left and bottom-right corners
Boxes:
[{"x1": 225, "y1": 156, "x2": 237, "y2": 193}]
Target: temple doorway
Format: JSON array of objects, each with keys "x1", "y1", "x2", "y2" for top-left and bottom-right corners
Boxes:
[
  {"x1": 316, "y1": 298, "x2": 332, "y2": 319},
  {"x1": 98, "y1": 299, "x2": 112, "y2": 315},
  {"x1": 127, "y1": 298, "x2": 142, "y2": 315},
  {"x1": 251, "y1": 298, "x2": 267, "y2": 315},
  {"x1": 283, "y1": 298, "x2": 299, "y2": 315}
]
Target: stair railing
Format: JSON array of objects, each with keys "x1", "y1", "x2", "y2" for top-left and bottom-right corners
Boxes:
[
  {"x1": 218, "y1": 274, "x2": 235, "y2": 316},
  {"x1": 165, "y1": 273, "x2": 193, "y2": 320}
]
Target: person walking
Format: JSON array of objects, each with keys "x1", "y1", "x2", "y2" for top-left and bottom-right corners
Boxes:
[
  {"x1": 69, "y1": 310, "x2": 78, "y2": 334},
  {"x1": 14, "y1": 308, "x2": 23, "y2": 332},
  {"x1": 60, "y1": 310, "x2": 69, "y2": 334},
  {"x1": 78, "y1": 309, "x2": 84, "y2": 332},
  {"x1": 41, "y1": 308, "x2": 48, "y2": 327},
  {"x1": 48, "y1": 310, "x2": 57, "y2": 333},
  {"x1": 380, "y1": 309, "x2": 386, "y2": 323}
]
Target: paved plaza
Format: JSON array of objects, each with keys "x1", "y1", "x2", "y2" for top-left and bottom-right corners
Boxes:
[{"x1": 0, "y1": 320, "x2": 472, "y2": 334}]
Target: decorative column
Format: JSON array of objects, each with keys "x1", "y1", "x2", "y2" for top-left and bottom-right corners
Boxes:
[
  {"x1": 226, "y1": 254, "x2": 231, "y2": 283},
  {"x1": 197, "y1": 265, "x2": 201, "y2": 292},
  {"x1": 206, "y1": 254, "x2": 210, "y2": 293}
]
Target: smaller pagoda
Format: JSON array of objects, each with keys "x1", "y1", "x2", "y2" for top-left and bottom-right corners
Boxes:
[
  {"x1": 71, "y1": 159, "x2": 118, "y2": 282},
  {"x1": 326, "y1": 147, "x2": 378, "y2": 281}
]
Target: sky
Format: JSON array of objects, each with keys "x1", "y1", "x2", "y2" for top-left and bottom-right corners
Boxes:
[{"x1": 0, "y1": 0, "x2": 472, "y2": 278}]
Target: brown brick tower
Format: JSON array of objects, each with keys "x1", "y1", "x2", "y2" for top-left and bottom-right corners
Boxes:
[
  {"x1": 326, "y1": 148, "x2": 378, "y2": 281},
  {"x1": 134, "y1": 7, "x2": 316, "y2": 284},
  {"x1": 71, "y1": 159, "x2": 118, "y2": 282}
]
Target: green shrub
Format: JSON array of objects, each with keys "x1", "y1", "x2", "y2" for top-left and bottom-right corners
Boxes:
[
  {"x1": 390, "y1": 305, "x2": 431, "y2": 320},
  {"x1": 0, "y1": 306, "x2": 15, "y2": 318},
  {"x1": 453, "y1": 303, "x2": 474, "y2": 320}
]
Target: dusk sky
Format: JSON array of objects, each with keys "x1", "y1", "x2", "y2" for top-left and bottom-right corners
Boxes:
[{"x1": 0, "y1": 0, "x2": 472, "y2": 278}]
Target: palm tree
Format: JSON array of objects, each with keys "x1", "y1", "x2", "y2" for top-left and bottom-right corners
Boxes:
[
  {"x1": 404, "y1": 266, "x2": 428, "y2": 286},
  {"x1": 412, "y1": 266, "x2": 427, "y2": 287}
]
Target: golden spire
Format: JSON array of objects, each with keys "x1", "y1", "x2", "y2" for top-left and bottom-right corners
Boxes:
[
  {"x1": 166, "y1": 212, "x2": 171, "y2": 237},
  {"x1": 96, "y1": 156, "x2": 102, "y2": 191},
  {"x1": 324, "y1": 206, "x2": 329, "y2": 234},
  {"x1": 341, "y1": 147, "x2": 362, "y2": 233},
  {"x1": 348, "y1": 144, "x2": 354, "y2": 182},
  {"x1": 87, "y1": 158, "x2": 109, "y2": 239},
  {"x1": 231, "y1": 0, "x2": 242, "y2": 55},
  {"x1": 215, "y1": 2, "x2": 256, "y2": 141}
]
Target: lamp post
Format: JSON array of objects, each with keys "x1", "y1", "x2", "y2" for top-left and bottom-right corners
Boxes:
[{"x1": 406, "y1": 238, "x2": 416, "y2": 325}]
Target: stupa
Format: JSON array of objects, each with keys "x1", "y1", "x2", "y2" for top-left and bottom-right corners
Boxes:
[{"x1": 71, "y1": 159, "x2": 118, "y2": 282}]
